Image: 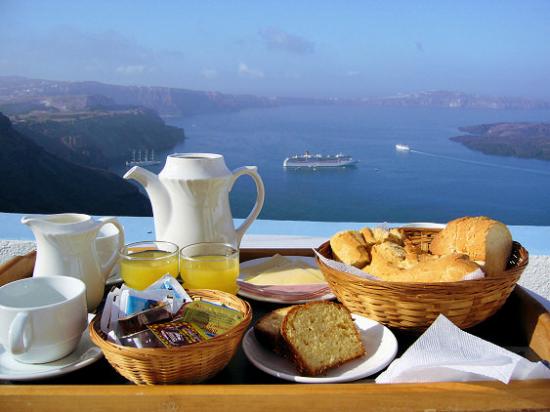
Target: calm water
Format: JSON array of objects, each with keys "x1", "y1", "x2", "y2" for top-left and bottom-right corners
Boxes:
[{"x1": 147, "y1": 106, "x2": 550, "y2": 225}]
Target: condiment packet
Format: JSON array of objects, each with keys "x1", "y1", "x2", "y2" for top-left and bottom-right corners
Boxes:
[
  {"x1": 119, "y1": 288, "x2": 172, "y2": 317},
  {"x1": 147, "y1": 275, "x2": 192, "y2": 314},
  {"x1": 117, "y1": 301, "x2": 173, "y2": 336},
  {"x1": 118, "y1": 329, "x2": 164, "y2": 348},
  {"x1": 100, "y1": 288, "x2": 117, "y2": 334},
  {"x1": 147, "y1": 320, "x2": 209, "y2": 347},
  {"x1": 175, "y1": 300, "x2": 244, "y2": 338}
]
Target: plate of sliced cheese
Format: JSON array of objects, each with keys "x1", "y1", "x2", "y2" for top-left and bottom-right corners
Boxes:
[{"x1": 237, "y1": 254, "x2": 335, "y2": 303}]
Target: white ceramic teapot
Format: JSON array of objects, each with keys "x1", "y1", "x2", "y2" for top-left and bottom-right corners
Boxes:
[
  {"x1": 124, "y1": 153, "x2": 265, "y2": 248},
  {"x1": 21, "y1": 214, "x2": 125, "y2": 311}
]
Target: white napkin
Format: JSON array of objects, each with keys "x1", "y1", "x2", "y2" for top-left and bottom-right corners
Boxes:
[{"x1": 376, "y1": 314, "x2": 550, "y2": 384}]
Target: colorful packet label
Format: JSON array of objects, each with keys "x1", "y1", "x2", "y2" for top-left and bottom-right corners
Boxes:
[
  {"x1": 119, "y1": 329, "x2": 165, "y2": 349},
  {"x1": 117, "y1": 302, "x2": 173, "y2": 336},
  {"x1": 175, "y1": 300, "x2": 244, "y2": 338},
  {"x1": 147, "y1": 320, "x2": 209, "y2": 347}
]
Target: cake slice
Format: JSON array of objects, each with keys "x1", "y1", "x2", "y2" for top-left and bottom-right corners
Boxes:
[
  {"x1": 281, "y1": 301, "x2": 365, "y2": 376},
  {"x1": 254, "y1": 306, "x2": 294, "y2": 356}
]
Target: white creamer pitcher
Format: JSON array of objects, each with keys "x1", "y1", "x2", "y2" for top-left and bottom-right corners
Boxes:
[
  {"x1": 21, "y1": 214, "x2": 125, "y2": 311},
  {"x1": 124, "y1": 153, "x2": 265, "y2": 248}
]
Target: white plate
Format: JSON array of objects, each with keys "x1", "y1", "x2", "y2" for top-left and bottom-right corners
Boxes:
[
  {"x1": 0, "y1": 314, "x2": 103, "y2": 381},
  {"x1": 238, "y1": 256, "x2": 335, "y2": 304},
  {"x1": 242, "y1": 314, "x2": 398, "y2": 383}
]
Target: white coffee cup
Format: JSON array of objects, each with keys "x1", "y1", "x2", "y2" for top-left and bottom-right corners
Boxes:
[{"x1": 0, "y1": 276, "x2": 88, "y2": 364}]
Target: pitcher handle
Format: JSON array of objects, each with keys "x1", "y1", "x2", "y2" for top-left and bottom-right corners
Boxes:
[
  {"x1": 230, "y1": 166, "x2": 265, "y2": 246},
  {"x1": 97, "y1": 217, "x2": 125, "y2": 279}
]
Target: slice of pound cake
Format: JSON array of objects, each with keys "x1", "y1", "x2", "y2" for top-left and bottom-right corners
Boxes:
[
  {"x1": 281, "y1": 301, "x2": 365, "y2": 376},
  {"x1": 254, "y1": 306, "x2": 294, "y2": 356}
]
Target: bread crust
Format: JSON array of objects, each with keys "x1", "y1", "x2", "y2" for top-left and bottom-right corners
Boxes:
[
  {"x1": 430, "y1": 216, "x2": 512, "y2": 276},
  {"x1": 330, "y1": 230, "x2": 370, "y2": 267}
]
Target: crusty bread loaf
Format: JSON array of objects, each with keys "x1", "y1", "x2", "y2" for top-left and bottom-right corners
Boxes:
[
  {"x1": 362, "y1": 242, "x2": 407, "y2": 278},
  {"x1": 395, "y1": 254, "x2": 481, "y2": 282},
  {"x1": 360, "y1": 227, "x2": 404, "y2": 246},
  {"x1": 372, "y1": 242, "x2": 407, "y2": 265},
  {"x1": 330, "y1": 230, "x2": 370, "y2": 267},
  {"x1": 254, "y1": 306, "x2": 294, "y2": 356},
  {"x1": 430, "y1": 216, "x2": 512, "y2": 276},
  {"x1": 365, "y1": 252, "x2": 481, "y2": 283},
  {"x1": 281, "y1": 301, "x2": 365, "y2": 376}
]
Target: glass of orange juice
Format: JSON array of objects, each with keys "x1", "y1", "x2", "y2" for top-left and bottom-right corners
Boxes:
[
  {"x1": 180, "y1": 243, "x2": 239, "y2": 294},
  {"x1": 119, "y1": 241, "x2": 179, "y2": 290}
]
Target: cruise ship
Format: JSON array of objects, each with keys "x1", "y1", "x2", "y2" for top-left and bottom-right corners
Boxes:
[
  {"x1": 283, "y1": 152, "x2": 357, "y2": 168},
  {"x1": 395, "y1": 144, "x2": 411, "y2": 152}
]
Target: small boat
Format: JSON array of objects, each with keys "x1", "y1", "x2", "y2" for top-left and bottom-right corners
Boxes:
[
  {"x1": 395, "y1": 144, "x2": 411, "y2": 152},
  {"x1": 283, "y1": 152, "x2": 358, "y2": 168},
  {"x1": 126, "y1": 149, "x2": 161, "y2": 167}
]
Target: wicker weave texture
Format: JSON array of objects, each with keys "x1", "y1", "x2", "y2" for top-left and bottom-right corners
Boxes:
[
  {"x1": 90, "y1": 289, "x2": 252, "y2": 385},
  {"x1": 316, "y1": 228, "x2": 529, "y2": 331}
]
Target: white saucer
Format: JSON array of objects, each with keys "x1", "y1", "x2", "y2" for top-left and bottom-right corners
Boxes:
[
  {"x1": 0, "y1": 314, "x2": 103, "y2": 381},
  {"x1": 242, "y1": 314, "x2": 398, "y2": 383},
  {"x1": 238, "y1": 256, "x2": 335, "y2": 304}
]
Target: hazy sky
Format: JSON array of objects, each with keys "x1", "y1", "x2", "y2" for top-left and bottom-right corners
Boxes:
[{"x1": 1, "y1": 1, "x2": 549, "y2": 99}]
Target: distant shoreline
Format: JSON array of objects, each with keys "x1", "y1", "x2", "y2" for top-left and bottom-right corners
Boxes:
[{"x1": 451, "y1": 122, "x2": 550, "y2": 161}]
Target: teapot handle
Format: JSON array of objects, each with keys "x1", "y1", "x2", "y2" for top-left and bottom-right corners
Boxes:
[
  {"x1": 230, "y1": 166, "x2": 265, "y2": 246},
  {"x1": 97, "y1": 217, "x2": 125, "y2": 279}
]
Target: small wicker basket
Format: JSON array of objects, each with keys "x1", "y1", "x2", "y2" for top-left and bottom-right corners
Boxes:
[
  {"x1": 316, "y1": 227, "x2": 529, "y2": 332},
  {"x1": 89, "y1": 289, "x2": 252, "y2": 385}
]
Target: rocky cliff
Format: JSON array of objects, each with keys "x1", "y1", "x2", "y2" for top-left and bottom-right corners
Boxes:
[
  {"x1": 11, "y1": 107, "x2": 184, "y2": 168},
  {"x1": 0, "y1": 112, "x2": 151, "y2": 215}
]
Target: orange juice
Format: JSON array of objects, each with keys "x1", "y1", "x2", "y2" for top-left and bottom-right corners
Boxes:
[
  {"x1": 180, "y1": 255, "x2": 239, "y2": 294},
  {"x1": 119, "y1": 250, "x2": 179, "y2": 290}
]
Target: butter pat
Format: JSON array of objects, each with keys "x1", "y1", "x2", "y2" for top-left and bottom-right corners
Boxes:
[{"x1": 243, "y1": 254, "x2": 326, "y2": 285}]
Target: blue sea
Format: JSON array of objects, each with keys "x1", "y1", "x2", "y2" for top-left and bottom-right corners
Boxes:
[{"x1": 149, "y1": 106, "x2": 550, "y2": 225}]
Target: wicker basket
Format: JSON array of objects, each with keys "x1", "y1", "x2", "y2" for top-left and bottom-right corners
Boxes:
[
  {"x1": 316, "y1": 227, "x2": 529, "y2": 331},
  {"x1": 89, "y1": 289, "x2": 252, "y2": 385}
]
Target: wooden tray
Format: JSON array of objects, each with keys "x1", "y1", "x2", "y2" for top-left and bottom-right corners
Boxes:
[{"x1": 1, "y1": 248, "x2": 549, "y2": 411}]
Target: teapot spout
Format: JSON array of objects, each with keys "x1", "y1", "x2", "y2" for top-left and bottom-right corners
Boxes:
[{"x1": 124, "y1": 166, "x2": 170, "y2": 231}]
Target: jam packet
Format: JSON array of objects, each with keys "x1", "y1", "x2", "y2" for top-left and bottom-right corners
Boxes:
[
  {"x1": 118, "y1": 329, "x2": 164, "y2": 349},
  {"x1": 117, "y1": 301, "x2": 173, "y2": 336},
  {"x1": 147, "y1": 320, "x2": 209, "y2": 347},
  {"x1": 175, "y1": 300, "x2": 244, "y2": 338}
]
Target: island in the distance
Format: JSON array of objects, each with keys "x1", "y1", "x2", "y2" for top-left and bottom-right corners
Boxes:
[{"x1": 451, "y1": 122, "x2": 550, "y2": 161}]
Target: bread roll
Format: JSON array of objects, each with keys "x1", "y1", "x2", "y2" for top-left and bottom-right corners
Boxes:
[
  {"x1": 362, "y1": 243, "x2": 406, "y2": 279},
  {"x1": 330, "y1": 230, "x2": 370, "y2": 267},
  {"x1": 361, "y1": 227, "x2": 404, "y2": 246},
  {"x1": 430, "y1": 216, "x2": 512, "y2": 276},
  {"x1": 403, "y1": 253, "x2": 481, "y2": 282},
  {"x1": 371, "y1": 242, "x2": 407, "y2": 265}
]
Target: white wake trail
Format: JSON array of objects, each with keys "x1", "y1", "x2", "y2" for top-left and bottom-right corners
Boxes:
[{"x1": 409, "y1": 150, "x2": 550, "y2": 176}]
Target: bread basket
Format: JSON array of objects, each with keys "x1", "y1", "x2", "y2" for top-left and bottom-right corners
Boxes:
[
  {"x1": 89, "y1": 289, "x2": 252, "y2": 385},
  {"x1": 316, "y1": 227, "x2": 529, "y2": 331}
]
